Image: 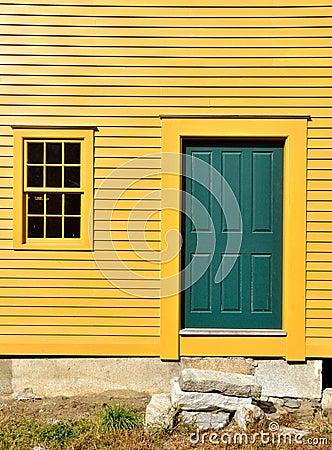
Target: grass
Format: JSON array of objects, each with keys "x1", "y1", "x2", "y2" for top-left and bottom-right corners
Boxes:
[
  {"x1": 39, "y1": 420, "x2": 84, "y2": 448},
  {"x1": 99, "y1": 402, "x2": 143, "y2": 431},
  {"x1": 0, "y1": 403, "x2": 330, "y2": 450},
  {"x1": 0, "y1": 416, "x2": 88, "y2": 450}
]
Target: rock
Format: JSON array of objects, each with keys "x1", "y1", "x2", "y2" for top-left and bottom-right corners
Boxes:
[
  {"x1": 234, "y1": 404, "x2": 265, "y2": 430},
  {"x1": 252, "y1": 399, "x2": 276, "y2": 414},
  {"x1": 322, "y1": 388, "x2": 332, "y2": 411},
  {"x1": 171, "y1": 378, "x2": 251, "y2": 412},
  {"x1": 181, "y1": 410, "x2": 231, "y2": 430},
  {"x1": 249, "y1": 359, "x2": 258, "y2": 368},
  {"x1": 308, "y1": 399, "x2": 321, "y2": 409},
  {"x1": 181, "y1": 357, "x2": 251, "y2": 375},
  {"x1": 288, "y1": 407, "x2": 316, "y2": 424},
  {"x1": 13, "y1": 387, "x2": 41, "y2": 401},
  {"x1": 145, "y1": 393, "x2": 173, "y2": 428},
  {"x1": 268, "y1": 397, "x2": 285, "y2": 407},
  {"x1": 284, "y1": 399, "x2": 301, "y2": 409},
  {"x1": 324, "y1": 410, "x2": 332, "y2": 424},
  {"x1": 266, "y1": 412, "x2": 281, "y2": 420},
  {"x1": 322, "y1": 389, "x2": 332, "y2": 424},
  {"x1": 179, "y1": 368, "x2": 261, "y2": 398},
  {"x1": 255, "y1": 360, "x2": 322, "y2": 399},
  {"x1": 46, "y1": 418, "x2": 60, "y2": 425}
]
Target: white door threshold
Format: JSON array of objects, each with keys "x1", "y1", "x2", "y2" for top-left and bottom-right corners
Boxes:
[{"x1": 180, "y1": 328, "x2": 287, "y2": 337}]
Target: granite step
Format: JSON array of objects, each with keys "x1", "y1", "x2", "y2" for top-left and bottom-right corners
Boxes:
[{"x1": 179, "y1": 368, "x2": 262, "y2": 399}]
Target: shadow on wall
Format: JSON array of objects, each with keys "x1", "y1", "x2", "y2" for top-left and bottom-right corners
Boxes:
[{"x1": 322, "y1": 359, "x2": 332, "y2": 390}]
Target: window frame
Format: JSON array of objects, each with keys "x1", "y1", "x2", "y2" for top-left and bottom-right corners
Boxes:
[{"x1": 13, "y1": 127, "x2": 94, "y2": 250}]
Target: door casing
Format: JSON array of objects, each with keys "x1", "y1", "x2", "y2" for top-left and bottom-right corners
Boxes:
[{"x1": 160, "y1": 116, "x2": 308, "y2": 361}]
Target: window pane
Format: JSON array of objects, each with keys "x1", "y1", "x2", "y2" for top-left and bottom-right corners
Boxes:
[
  {"x1": 65, "y1": 143, "x2": 80, "y2": 164},
  {"x1": 64, "y1": 217, "x2": 80, "y2": 238},
  {"x1": 65, "y1": 194, "x2": 81, "y2": 215},
  {"x1": 46, "y1": 142, "x2": 62, "y2": 164},
  {"x1": 28, "y1": 217, "x2": 44, "y2": 238},
  {"x1": 46, "y1": 166, "x2": 62, "y2": 187},
  {"x1": 64, "y1": 167, "x2": 80, "y2": 188},
  {"x1": 27, "y1": 166, "x2": 43, "y2": 187},
  {"x1": 46, "y1": 194, "x2": 62, "y2": 215},
  {"x1": 46, "y1": 217, "x2": 62, "y2": 238},
  {"x1": 27, "y1": 142, "x2": 43, "y2": 164},
  {"x1": 28, "y1": 193, "x2": 44, "y2": 214}
]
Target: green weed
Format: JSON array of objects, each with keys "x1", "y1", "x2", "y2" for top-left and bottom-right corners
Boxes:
[
  {"x1": 99, "y1": 402, "x2": 143, "y2": 432},
  {"x1": 39, "y1": 420, "x2": 82, "y2": 448}
]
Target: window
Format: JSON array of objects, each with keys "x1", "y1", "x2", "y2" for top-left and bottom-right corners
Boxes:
[
  {"x1": 26, "y1": 140, "x2": 82, "y2": 239},
  {"x1": 13, "y1": 128, "x2": 94, "y2": 249}
]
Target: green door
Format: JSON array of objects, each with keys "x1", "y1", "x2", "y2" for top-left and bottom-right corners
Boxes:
[{"x1": 183, "y1": 140, "x2": 283, "y2": 329}]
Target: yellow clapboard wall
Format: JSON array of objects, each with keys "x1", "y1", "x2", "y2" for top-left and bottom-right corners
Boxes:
[{"x1": 0, "y1": 0, "x2": 332, "y2": 357}]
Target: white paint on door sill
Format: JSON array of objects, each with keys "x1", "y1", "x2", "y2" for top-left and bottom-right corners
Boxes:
[{"x1": 180, "y1": 328, "x2": 287, "y2": 337}]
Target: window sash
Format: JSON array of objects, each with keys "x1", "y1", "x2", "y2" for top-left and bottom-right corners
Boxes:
[
  {"x1": 13, "y1": 127, "x2": 94, "y2": 250},
  {"x1": 24, "y1": 139, "x2": 83, "y2": 192}
]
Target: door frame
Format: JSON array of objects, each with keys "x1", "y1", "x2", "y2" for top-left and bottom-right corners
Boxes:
[
  {"x1": 160, "y1": 115, "x2": 309, "y2": 361},
  {"x1": 181, "y1": 139, "x2": 284, "y2": 330}
]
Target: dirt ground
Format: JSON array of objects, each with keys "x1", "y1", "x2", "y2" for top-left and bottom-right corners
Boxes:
[
  {"x1": 0, "y1": 392, "x2": 330, "y2": 450},
  {"x1": 0, "y1": 390, "x2": 151, "y2": 422}
]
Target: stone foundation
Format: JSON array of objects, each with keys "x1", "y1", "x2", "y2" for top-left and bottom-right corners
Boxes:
[
  {"x1": 0, "y1": 358, "x2": 181, "y2": 397},
  {"x1": 0, "y1": 357, "x2": 324, "y2": 401}
]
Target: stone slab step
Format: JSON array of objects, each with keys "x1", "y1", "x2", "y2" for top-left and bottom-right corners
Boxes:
[
  {"x1": 179, "y1": 368, "x2": 262, "y2": 398},
  {"x1": 171, "y1": 378, "x2": 252, "y2": 412},
  {"x1": 181, "y1": 410, "x2": 231, "y2": 430}
]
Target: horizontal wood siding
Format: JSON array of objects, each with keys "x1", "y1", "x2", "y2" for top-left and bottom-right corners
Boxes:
[
  {"x1": 307, "y1": 120, "x2": 332, "y2": 356},
  {"x1": 0, "y1": 0, "x2": 331, "y2": 356}
]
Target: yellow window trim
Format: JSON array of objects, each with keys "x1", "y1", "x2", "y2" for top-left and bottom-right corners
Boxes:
[
  {"x1": 13, "y1": 127, "x2": 94, "y2": 251},
  {"x1": 160, "y1": 115, "x2": 308, "y2": 362}
]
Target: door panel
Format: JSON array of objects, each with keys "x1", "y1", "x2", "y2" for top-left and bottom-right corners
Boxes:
[
  {"x1": 183, "y1": 140, "x2": 283, "y2": 329},
  {"x1": 251, "y1": 253, "x2": 272, "y2": 312},
  {"x1": 252, "y1": 152, "x2": 273, "y2": 232},
  {"x1": 190, "y1": 253, "x2": 212, "y2": 312},
  {"x1": 221, "y1": 152, "x2": 242, "y2": 232},
  {"x1": 220, "y1": 254, "x2": 242, "y2": 312}
]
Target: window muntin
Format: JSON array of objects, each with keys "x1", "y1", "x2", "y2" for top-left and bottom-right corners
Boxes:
[{"x1": 25, "y1": 140, "x2": 82, "y2": 239}]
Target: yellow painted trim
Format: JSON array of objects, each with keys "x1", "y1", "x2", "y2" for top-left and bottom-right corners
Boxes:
[
  {"x1": 180, "y1": 337, "x2": 286, "y2": 357},
  {"x1": 0, "y1": 335, "x2": 160, "y2": 356},
  {"x1": 160, "y1": 134, "x2": 181, "y2": 360},
  {"x1": 13, "y1": 127, "x2": 94, "y2": 251},
  {"x1": 160, "y1": 116, "x2": 307, "y2": 361}
]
